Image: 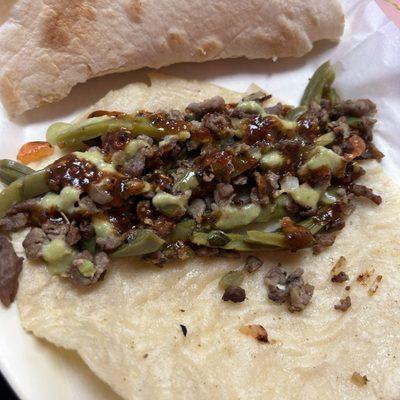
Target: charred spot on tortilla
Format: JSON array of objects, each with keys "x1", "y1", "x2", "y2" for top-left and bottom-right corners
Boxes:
[
  {"x1": 180, "y1": 324, "x2": 188, "y2": 337},
  {"x1": 0, "y1": 63, "x2": 385, "y2": 306}
]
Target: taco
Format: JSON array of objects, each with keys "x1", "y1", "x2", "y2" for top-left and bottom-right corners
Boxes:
[{"x1": 1, "y1": 64, "x2": 399, "y2": 399}]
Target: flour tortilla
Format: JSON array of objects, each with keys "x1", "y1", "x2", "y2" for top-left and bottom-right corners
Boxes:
[
  {"x1": 0, "y1": 0, "x2": 344, "y2": 115},
  {"x1": 16, "y1": 75, "x2": 400, "y2": 400}
]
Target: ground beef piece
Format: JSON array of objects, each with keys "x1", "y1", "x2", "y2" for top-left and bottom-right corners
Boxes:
[
  {"x1": 145, "y1": 241, "x2": 193, "y2": 265},
  {"x1": 0, "y1": 213, "x2": 28, "y2": 231},
  {"x1": 334, "y1": 99, "x2": 377, "y2": 117},
  {"x1": 188, "y1": 198, "x2": 206, "y2": 222},
  {"x1": 361, "y1": 142, "x2": 384, "y2": 161},
  {"x1": 152, "y1": 217, "x2": 176, "y2": 239},
  {"x1": 264, "y1": 103, "x2": 284, "y2": 117},
  {"x1": 137, "y1": 200, "x2": 154, "y2": 222},
  {"x1": 265, "y1": 266, "x2": 289, "y2": 303},
  {"x1": 124, "y1": 151, "x2": 146, "y2": 177},
  {"x1": 253, "y1": 172, "x2": 270, "y2": 205},
  {"x1": 331, "y1": 271, "x2": 349, "y2": 283},
  {"x1": 222, "y1": 285, "x2": 246, "y2": 303},
  {"x1": 214, "y1": 183, "x2": 234, "y2": 206},
  {"x1": 66, "y1": 223, "x2": 81, "y2": 246},
  {"x1": 186, "y1": 96, "x2": 225, "y2": 119},
  {"x1": 96, "y1": 234, "x2": 126, "y2": 251},
  {"x1": 79, "y1": 220, "x2": 95, "y2": 240},
  {"x1": 350, "y1": 184, "x2": 382, "y2": 205},
  {"x1": 88, "y1": 182, "x2": 113, "y2": 205},
  {"x1": 0, "y1": 236, "x2": 23, "y2": 306},
  {"x1": 22, "y1": 228, "x2": 48, "y2": 259},
  {"x1": 334, "y1": 296, "x2": 352, "y2": 312},
  {"x1": 244, "y1": 256, "x2": 263, "y2": 273},
  {"x1": 265, "y1": 266, "x2": 314, "y2": 312},
  {"x1": 69, "y1": 251, "x2": 109, "y2": 287},
  {"x1": 288, "y1": 282, "x2": 314, "y2": 312},
  {"x1": 78, "y1": 196, "x2": 99, "y2": 215},
  {"x1": 328, "y1": 117, "x2": 350, "y2": 139},
  {"x1": 42, "y1": 220, "x2": 69, "y2": 239},
  {"x1": 202, "y1": 113, "x2": 230, "y2": 134},
  {"x1": 355, "y1": 116, "x2": 376, "y2": 142},
  {"x1": 312, "y1": 232, "x2": 337, "y2": 254}
]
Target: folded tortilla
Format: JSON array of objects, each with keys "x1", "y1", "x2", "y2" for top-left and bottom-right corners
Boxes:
[
  {"x1": 13, "y1": 75, "x2": 400, "y2": 399},
  {"x1": 0, "y1": 0, "x2": 344, "y2": 115}
]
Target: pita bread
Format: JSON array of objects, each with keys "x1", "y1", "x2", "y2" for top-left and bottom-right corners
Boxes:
[
  {"x1": 15, "y1": 75, "x2": 400, "y2": 400},
  {"x1": 0, "y1": 0, "x2": 344, "y2": 115}
]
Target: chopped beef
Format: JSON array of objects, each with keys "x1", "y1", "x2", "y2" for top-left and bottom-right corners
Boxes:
[
  {"x1": 79, "y1": 219, "x2": 95, "y2": 240},
  {"x1": 96, "y1": 234, "x2": 126, "y2": 252},
  {"x1": 88, "y1": 183, "x2": 113, "y2": 205},
  {"x1": 188, "y1": 198, "x2": 206, "y2": 222},
  {"x1": 152, "y1": 216, "x2": 176, "y2": 239},
  {"x1": 331, "y1": 271, "x2": 349, "y2": 283},
  {"x1": 124, "y1": 151, "x2": 146, "y2": 177},
  {"x1": 202, "y1": 113, "x2": 230, "y2": 133},
  {"x1": 66, "y1": 223, "x2": 82, "y2": 246},
  {"x1": 334, "y1": 296, "x2": 351, "y2": 312},
  {"x1": 312, "y1": 232, "x2": 337, "y2": 254},
  {"x1": 78, "y1": 196, "x2": 99, "y2": 215},
  {"x1": 288, "y1": 283, "x2": 314, "y2": 313},
  {"x1": 145, "y1": 241, "x2": 193, "y2": 265},
  {"x1": 22, "y1": 228, "x2": 48, "y2": 260},
  {"x1": 0, "y1": 213, "x2": 28, "y2": 231},
  {"x1": 222, "y1": 285, "x2": 246, "y2": 303},
  {"x1": 253, "y1": 172, "x2": 269, "y2": 205},
  {"x1": 42, "y1": 220, "x2": 69, "y2": 239},
  {"x1": 0, "y1": 236, "x2": 23, "y2": 306},
  {"x1": 69, "y1": 250, "x2": 109, "y2": 287},
  {"x1": 265, "y1": 266, "x2": 314, "y2": 312},
  {"x1": 244, "y1": 255, "x2": 263, "y2": 273},
  {"x1": 214, "y1": 183, "x2": 234, "y2": 206},
  {"x1": 186, "y1": 96, "x2": 225, "y2": 119},
  {"x1": 350, "y1": 184, "x2": 382, "y2": 205},
  {"x1": 264, "y1": 102, "x2": 284, "y2": 116},
  {"x1": 333, "y1": 99, "x2": 377, "y2": 117}
]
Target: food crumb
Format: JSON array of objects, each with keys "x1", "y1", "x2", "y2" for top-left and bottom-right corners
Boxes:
[
  {"x1": 331, "y1": 256, "x2": 347, "y2": 275},
  {"x1": 180, "y1": 309, "x2": 186, "y2": 312},
  {"x1": 222, "y1": 285, "x2": 246, "y2": 303},
  {"x1": 357, "y1": 269, "x2": 374, "y2": 286},
  {"x1": 334, "y1": 296, "x2": 351, "y2": 312},
  {"x1": 180, "y1": 324, "x2": 188, "y2": 336},
  {"x1": 345, "y1": 285, "x2": 351, "y2": 291},
  {"x1": 368, "y1": 275, "x2": 383, "y2": 296},
  {"x1": 143, "y1": 353, "x2": 148, "y2": 359},
  {"x1": 351, "y1": 372, "x2": 368, "y2": 387},
  {"x1": 239, "y1": 324, "x2": 269, "y2": 343}
]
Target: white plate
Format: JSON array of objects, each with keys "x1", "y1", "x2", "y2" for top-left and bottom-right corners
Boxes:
[{"x1": 1, "y1": 1, "x2": 400, "y2": 399}]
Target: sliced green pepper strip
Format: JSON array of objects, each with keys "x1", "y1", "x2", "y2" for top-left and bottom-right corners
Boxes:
[
  {"x1": 300, "y1": 61, "x2": 335, "y2": 106},
  {"x1": 0, "y1": 169, "x2": 50, "y2": 217},
  {"x1": 244, "y1": 230, "x2": 287, "y2": 247},
  {"x1": 286, "y1": 106, "x2": 307, "y2": 121},
  {"x1": 170, "y1": 219, "x2": 196, "y2": 242},
  {"x1": 52, "y1": 115, "x2": 174, "y2": 149},
  {"x1": 111, "y1": 229, "x2": 165, "y2": 257},
  {"x1": 191, "y1": 231, "x2": 281, "y2": 252},
  {"x1": 0, "y1": 159, "x2": 34, "y2": 185}
]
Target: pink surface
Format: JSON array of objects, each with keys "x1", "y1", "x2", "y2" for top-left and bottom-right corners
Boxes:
[{"x1": 375, "y1": 0, "x2": 400, "y2": 28}]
